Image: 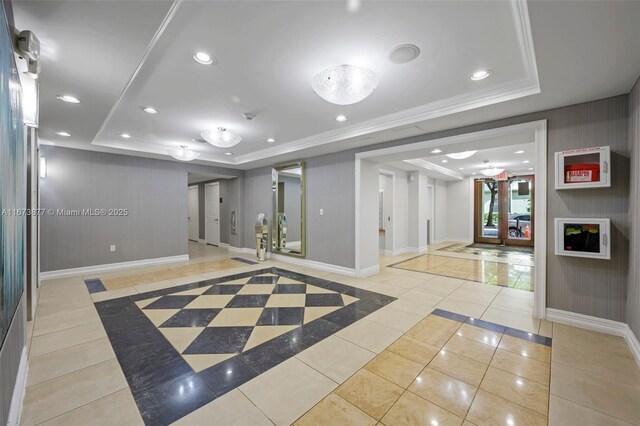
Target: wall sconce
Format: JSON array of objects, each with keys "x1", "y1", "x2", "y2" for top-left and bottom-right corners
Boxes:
[{"x1": 39, "y1": 157, "x2": 46, "y2": 178}]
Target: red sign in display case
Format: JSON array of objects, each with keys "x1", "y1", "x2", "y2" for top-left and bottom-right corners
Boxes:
[{"x1": 555, "y1": 146, "x2": 610, "y2": 189}]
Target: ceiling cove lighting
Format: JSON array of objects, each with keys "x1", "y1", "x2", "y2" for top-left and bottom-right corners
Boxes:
[
  {"x1": 446, "y1": 150, "x2": 477, "y2": 160},
  {"x1": 193, "y1": 51, "x2": 214, "y2": 65},
  {"x1": 335, "y1": 114, "x2": 347, "y2": 122},
  {"x1": 201, "y1": 127, "x2": 242, "y2": 148},
  {"x1": 56, "y1": 95, "x2": 80, "y2": 103},
  {"x1": 312, "y1": 65, "x2": 378, "y2": 105},
  {"x1": 470, "y1": 70, "x2": 491, "y2": 81},
  {"x1": 169, "y1": 145, "x2": 199, "y2": 161},
  {"x1": 267, "y1": 138, "x2": 276, "y2": 143},
  {"x1": 56, "y1": 131, "x2": 71, "y2": 136},
  {"x1": 142, "y1": 106, "x2": 158, "y2": 114},
  {"x1": 480, "y1": 167, "x2": 504, "y2": 177}
]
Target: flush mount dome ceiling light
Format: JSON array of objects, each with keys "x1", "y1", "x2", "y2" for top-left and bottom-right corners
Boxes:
[
  {"x1": 446, "y1": 150, "x2": 477, "y2": 160},
  {"x1": 169, "y1": 145, "x2": 199, "y2": 162},
  {"x1": 201, "y1": 127, "x2": 242, "y2": 148},
  {"x1": 480, "y1": 167, "x2": 504, "y2": 177},
  {"x1": 312, "y1": 65, "x2": 378, "y2": 105}
]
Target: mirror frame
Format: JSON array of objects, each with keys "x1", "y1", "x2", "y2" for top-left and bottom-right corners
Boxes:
[{"x1": 272, "y1": 161, "x2": 306, "y2": 257}]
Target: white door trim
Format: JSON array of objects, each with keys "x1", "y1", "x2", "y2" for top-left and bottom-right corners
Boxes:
[
  {"x1": 204, "y1": 182, "x2": 220, "y2": 246},
  {"x1": 355, "y1": 119, "x2": 548, "y2": 318},
  {"x1": 187, "y1": 185, "x2": 199, "y2": 242}
]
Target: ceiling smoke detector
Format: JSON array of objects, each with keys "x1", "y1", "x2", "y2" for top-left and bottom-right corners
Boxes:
[
  {"x1": 389, "y1": 44, "x2": 421, "y2": 64},
  {"x1": 243, "y1": 112, "x2": 257, "y2": 120}
]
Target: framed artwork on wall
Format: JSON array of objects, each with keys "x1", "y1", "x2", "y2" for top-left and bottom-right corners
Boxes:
[{"x1": 0, "y1": 0, "x2": 26, "y2": 349}]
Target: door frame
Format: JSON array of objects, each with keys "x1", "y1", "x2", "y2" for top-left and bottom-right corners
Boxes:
[
  {"x1": 204, "y1": 182, "x2": 220, "y2": 246},
  {"x1": 187, "y1": 185, "x2": 199, "y2": 242},
  {"x1": 355, "y1": 120, "x2": 547, "y2": 318}
]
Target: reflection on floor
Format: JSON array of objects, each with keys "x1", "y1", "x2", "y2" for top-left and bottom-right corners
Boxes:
[
  {"x1": 21, "y1": 243, "x2": 640, "y2": 426},
  {"x1": 297, "y1": 309, "x2": 551, "y2": 425},
  {"x1": 391, "y1": 255, "x2": 534, "y2": 291}
]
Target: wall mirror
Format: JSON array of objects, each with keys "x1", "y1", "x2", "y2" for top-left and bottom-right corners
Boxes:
[{"x1": 272, "y1": 161, "x2": 306, "y2": 257}]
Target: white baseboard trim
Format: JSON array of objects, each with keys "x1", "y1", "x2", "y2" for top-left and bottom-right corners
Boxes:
[
  {"x1": 358, "y1": 264, "x2": 380, "y2": 278},
  {"x1": 40, "y1": 254, "x2": 190, "y2": 280},
  {"x1": 384, "y1": 246, "x2": 429, "y2": 257},
  {"x1": 7, "y1": 346, "x2": 28, "y2": 426},
  {"x1": 268, "y1": 252, "x2": 358, "y2": 277},
  {"x1": 546, "y1": 308, "x2": 640, "y2": 367}
]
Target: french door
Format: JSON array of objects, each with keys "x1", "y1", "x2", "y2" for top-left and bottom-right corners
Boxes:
[{"x1": 474, "y1": 175, "x2": 534, "y2": 247}]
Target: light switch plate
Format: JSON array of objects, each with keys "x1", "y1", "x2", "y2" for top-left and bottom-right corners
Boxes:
[
  {"x1": 320, "y1": 209, "x2": 324, "y2": 215},
  {"x1": 110, "y1": 245, "x2": 116, "y2": 252}
]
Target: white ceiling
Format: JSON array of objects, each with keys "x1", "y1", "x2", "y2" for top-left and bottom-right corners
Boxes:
[{"x1": 14, "y1": 0, "x2": 640, "y2": 169}]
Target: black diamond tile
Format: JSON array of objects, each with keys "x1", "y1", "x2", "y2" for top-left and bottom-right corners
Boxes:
[
  {"x1": 239, "y1": 332, "x2": 305, "y2": 373},
  {"x1": 198, "y1": 357, "x2": 258, "y2": 397},
  {"x1": 305, "y1": 293, "x2": 344, "y2": 307},
  {"x1": 226, "y1": 294, "x2": 270, "y2": 308},
  {"x1": 183, "y1": 327, "x2": 253, "y2": 354},
  {"x1": 160, "y1": 309, "x2": 221, "y2": 328},
  {"x1": 291, "y1": 318, "x2": 343, "y2": 348},
  {"x1": 272, "y1": 284, "x2": 306, "y2": 294},
  {"x1": 256, "y1": 307, "x2": 304, "y2": 326},
  {"x1": 145, "y1": 295, "x2": 198, "y2": 309},
  {"x1": 134, "y1": 373, "x2": 215, "y2": 426},
  {"x1": 321, "y1": 305, "x2": 370, "y2": 327},
  {"x1": 232, "y1": 257, "x2": 259, "y2": 265},
  {"x1": 247, "y1": 275, "x2": 279, "y2": 284},
  {"x1": 84, "y1": 279, "x2": 106, "y2": 294},
  {"x1": 202, "y1": 285, "x2": 244, "y2": 295}
]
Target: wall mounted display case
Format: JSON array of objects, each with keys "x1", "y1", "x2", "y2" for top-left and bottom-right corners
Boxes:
[
  {"x1": 555, "y1": 146, "x2": 610, "y2": 189},
  {"x1": 555, "y1": 218, "x2": 610, "y2": 260}
]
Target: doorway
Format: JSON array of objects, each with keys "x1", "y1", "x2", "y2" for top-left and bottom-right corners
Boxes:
[
  {"x1": 188, "y1": 186, "x2": 199, "y2": 242},
  {"x1": 205, "y1": 182, "x2": 220, "y2": 246},
  {"x1": 474, "y1": 175, "x2": 534, "y2": 247}
]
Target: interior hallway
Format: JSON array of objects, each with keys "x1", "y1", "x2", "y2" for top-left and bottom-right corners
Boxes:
[{"x1": 20, "y1": 243, "x2": 640, "y2": 425}]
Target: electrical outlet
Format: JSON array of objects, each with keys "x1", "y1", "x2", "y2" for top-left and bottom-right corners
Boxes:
[
  {"x1": 110, "y1": 245, "x2": 116, "y2": 252},
  {"x1": 319, "y1": 208, "x2": 324, "y2": 216}
]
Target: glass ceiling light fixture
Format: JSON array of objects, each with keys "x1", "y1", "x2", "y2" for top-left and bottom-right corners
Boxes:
[
  {"x1": 446, "y1": 150, "x2": 477, "y2": 160},
  {"x1": 479, "y1": 160, "x2": 503, "y2": 177},
  {"x1": 312, "y1": 64, "x2": 378, "y2": 105},
  {"x1": 169, "y1": 145, "x2": 199, "y2": 162},
  {"x1": 201, "y1": 127, "x2": 242, "y2": 148}
]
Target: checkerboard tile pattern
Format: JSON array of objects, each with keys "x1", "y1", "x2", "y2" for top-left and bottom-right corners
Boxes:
[
  {"x1": 95, "y1": 267, "x2": 396, "y2": 425},
  {"x1": 136, "y1": 273, "x2": 359, "y2": 372}
]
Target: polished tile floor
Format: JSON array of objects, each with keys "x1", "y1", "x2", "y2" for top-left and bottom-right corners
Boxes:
[
  {"x1": 391, "y1": 243, "x2": 534, "y2": 291},
  {"x1": 21, "y1": 242, "x2": 640, "y2": 425}
]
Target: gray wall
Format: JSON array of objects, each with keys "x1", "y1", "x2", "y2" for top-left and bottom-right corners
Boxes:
[
  {"x1": 241, "y1": 150, "x2": 356, "y2": 268},
  {"x1": 40, "y1": 146, "x2": 240, "y2": 271},
  {"x1": 627, "y1": 77, "x2": 639, "y2": 340},
  {"x1": 0, "y1": 297, "x2": 25, "y2": 426}
]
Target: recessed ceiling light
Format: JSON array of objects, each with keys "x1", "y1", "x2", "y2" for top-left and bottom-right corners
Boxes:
[
  {"x1": 193, "y1": 51, "x2": 214, "y2": 65},
  {"x1": 470, "y1": 70, "x2": 491, "y2": 81},
  {"x1": 389, "y1": 44, "x2": 421, "y2": 64},
  {"x1": 56, "y1": 95, "x2": 80, "y2": 103},
  {"x1": 523, "y1": 160, "x2": 530, "y2": 163},
  {"x1": 336, "y1": 114, "x2": 347, "y2": 122},
  {"x1": 472, "y1": 172, "x2": 477, "y2": 175},
  {"x1": 267, "y1": 138, "x2": 276, "y2": 143},
  {"x1": 224, "y1": 152, "x2": 233, "y2": 156},
  {"x1": 446, "y1": 150, "x2": 477, "y2": 160},
  {"x1": 431, "y1": 149, "x2": 442, "y2": 154},
  {"x1": 142, "y1": 106, "x2": 158, "y2": 114},
  {"x1": 459, "y1": 167, "x2": 464, "y2": 170},
  {"x1": 56, "y1": 131, "x2": 71, "y2": 137},
  {"x1": 120, "y1": 133, "x2": 131, "y2": 138},
  {"x1": 442, "y1": 159, "x2": 448, "y2": 163},
  {"x1": 515, "y1": 150, "x2": 525, "y2": 154},
  {"x1": 528, "y1": 167, "x2": 534, "y2": 170}
]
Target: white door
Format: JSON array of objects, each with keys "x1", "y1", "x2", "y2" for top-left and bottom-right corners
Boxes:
[
  {"x1": 205, "y1": 182, "x2": 220, "y2": 245},
  {"x1": 188, "y1": 186, "x2": 199, "y2": 241}
]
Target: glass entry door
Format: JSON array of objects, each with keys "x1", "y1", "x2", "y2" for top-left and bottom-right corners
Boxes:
[{"x1": 474, "y1": 175, "x2": 534, "y2": 247}]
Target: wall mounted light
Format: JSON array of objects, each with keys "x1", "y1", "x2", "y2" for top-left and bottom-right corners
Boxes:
[{"x1": 39, "y1": 157, "x2": 46, "y2": 178}]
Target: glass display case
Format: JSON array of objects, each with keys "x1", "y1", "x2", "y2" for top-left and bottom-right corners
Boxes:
[
  {"x1": 554, "y1": 218, "x2": 610, "y2": 260},
  {"x1": 555, "y1": 146, "x2": 610, "y2": 189}
]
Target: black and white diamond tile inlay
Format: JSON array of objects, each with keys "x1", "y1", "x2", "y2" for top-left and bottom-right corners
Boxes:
[{"x1": 94, "y1": 267, "x2": 396, "y2": 426}]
